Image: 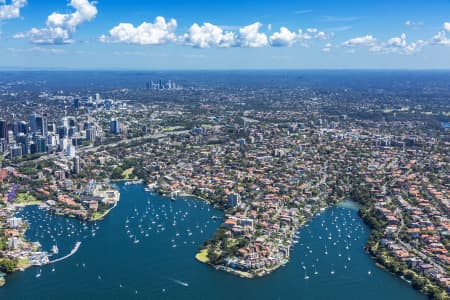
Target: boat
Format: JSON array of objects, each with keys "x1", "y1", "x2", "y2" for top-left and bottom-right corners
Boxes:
[
  {"x1": 134, "y1": 237, "x2": 140, "y2": 244},
  {"x1": 52, "y1": 244, "x2": 59, "y2": 255}
]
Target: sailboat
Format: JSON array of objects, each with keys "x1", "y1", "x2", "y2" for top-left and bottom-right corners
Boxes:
[{"x1": 304, "y1": 269, "x2": 310, "y2": 280}]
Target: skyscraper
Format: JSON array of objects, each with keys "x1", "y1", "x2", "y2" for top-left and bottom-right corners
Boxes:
[
  {"x1": 109, "y1": 119, "x2": 121, "y2": 134},
  {"x1": 29, "y1": 113, "x2": 47, "y2": 136},
  {"x1": 73, "y1": 156, "x2": 81, "y2": 174},
  {"x1": 0, "y1": 120, "x2": 7, "y2": 141}
]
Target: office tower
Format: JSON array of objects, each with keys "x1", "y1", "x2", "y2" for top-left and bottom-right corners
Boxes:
[
  {"x1": 47, "y1": 122, "x2": 56, "y2": 133},
  {"x1": 109, "y1": 119, "x2": 121, "y2": 134},
  {"x1": 104, "y1": 99, "x2": 113, "y2": 110},
  {"x1": 86, "y1": 127, "x2": 97, "y2": 143},
  {"x1": 0, "y1": 120, "x2": 7, "y2": 141},
  {"x1": 33, "y1": 135, "x2": 47, "y2": 153},
  {"x1": 7, "y1": 131, "x2": 14, "y2": 144},
  {"x1": 73, "y1": 156, "x2": 81, "y2": 174},
  {"x1": 17, "y1": 121, "x2": 28, "y2": 134},
  {"x1": 29, "y1": 113, "x2": 47, "y2": 136},
  {"x1": 74, "y1": 98, "x2": 80, "y2": 109},
  {"x1": 9, "y1": 144, "x2": 23, "y2": 159},
  {"x1": 66, "y1": 144, "x2": 76, "y2": 158},
  {"x1": 16, "y1": 133, "x2": 29, "y2": 155}
]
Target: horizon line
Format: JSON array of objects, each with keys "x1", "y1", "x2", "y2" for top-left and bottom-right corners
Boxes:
[{"x1": 1, "y1": 67, "x2": 450, "y2": 72}]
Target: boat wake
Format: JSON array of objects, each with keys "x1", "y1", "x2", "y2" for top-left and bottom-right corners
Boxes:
[{"x1": 168, "y1": 277, "x2": 189, "y2": 287}]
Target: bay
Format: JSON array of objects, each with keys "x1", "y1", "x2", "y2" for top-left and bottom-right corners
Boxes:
[{"x1": 0, "y1": 184, "x2": 426, "y2": 300}]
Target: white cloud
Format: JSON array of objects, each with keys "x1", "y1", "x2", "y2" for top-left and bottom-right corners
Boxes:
[
  {"x1": 0, "y1": 0, "x2": 26, "y2": 20},
  {"x1": 183, "y1": 22, "x2": 235, "y2": 48},
  {"x1": 269, "y1": 27, "x2": 327, "y2": 47},
  {"x1": 100, "y1": 18, "x2": 328, "y2": 49},
  {"x1": 100, "y1": 17, "x2": 177, "y2": 45},
  {"x1": 405, "y1": 20, "x2": 424, "y2": 28},
  {"x1": 269, "y1": 27, "x2": 297, "y2": 47},
  {"x1": 443, "y1": 22, "x2": 450, "y2": 32},
  {"x1": 322, "y1": 42, "x2": 332, "y2": 52},
  {"x1": 388, "y1": 33, "x2": 407, "y2": 48},
  {"x1": 344, "y1": 33, "x2": 424, "y2": 55},
  {"x1": 15, "y1": 0, "x2": 97, "y2": 44},
  {"x1": 238, "y1": 22, "x2": 268, "y2": 48},
  {"x1": 372, "y1": 33, "x2": 425, "y2": 55},
  {"x1": 342, "y1": 35, "x2": 376, "y2": 47},
  {"x1": 430, "y1": 31, "x2": 450, "y2": 46}
]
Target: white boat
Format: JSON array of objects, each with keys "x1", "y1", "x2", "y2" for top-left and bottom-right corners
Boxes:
[{"x1": 52, "y1": 245, "x2": 59, "y2": 255}]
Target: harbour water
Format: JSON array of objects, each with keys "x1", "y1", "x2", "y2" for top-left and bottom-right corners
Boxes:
[{"x1": 0, "y1": 184, "x2": 426, "y2": 300}]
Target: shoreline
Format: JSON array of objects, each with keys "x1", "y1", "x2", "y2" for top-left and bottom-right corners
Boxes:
[{"x1": 0, "y1": 186, "x2": 121, "y2": 287}]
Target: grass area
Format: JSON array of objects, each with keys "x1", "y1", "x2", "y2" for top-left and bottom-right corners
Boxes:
[
  {"x1": 161, "y1": 126, "x2": 183, "y2": 132},
  {"x1": 195, "y1": 248, "x2": 209, "y2": 263},
  {"x1": 16, "y1": 257, "x2": 30, "y2": 269},
  {"x1": 122, "y1": 168, "x2": 134, "y2": 179},
  {"x1": 90, "y1": 210, "x2": 111, "y2": 221},
  {"x1": 15, "y1": 193, "x2": 40, "y2": 205},
  {"x1": 226, "y1": 238, "x2": 238, "y2": 248}
]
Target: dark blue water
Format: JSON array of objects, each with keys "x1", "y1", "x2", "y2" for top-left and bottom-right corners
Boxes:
[{"x1": 0, "y1": 184, "x2": 426, "y2": 300}]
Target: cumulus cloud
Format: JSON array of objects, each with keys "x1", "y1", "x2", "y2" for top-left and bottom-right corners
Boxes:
[
  {"x1": 238, "y1": 22, "x2": 268, "y2": 48},
  {"x1": 269, "y1": 27, "x2": 297, "y2": 47},
  {"x1": 100, "y1": 16, "x2": 330, "y2": 49},
  {"x1": 14, "y1": 0, "x2": 97, "y2": 44},
  {"x1": 0, "y1": 0, "x2": 26, "y2": 20},
  {"x1": 100, "y1": 17, "x2": 177, "y2": 45},
  {"x1": 269, "y1": 26, "x2": 327, "y2": 47},
  {"x1": 430, "y1": 31, "x2": 450, "y2": 46},
  {"x1": 342, "y1": 35, "x2": 376, "y2": 47},
  {"x1": 183, "y1": 22, "x2": 235, "y2": 48},
  {"x1": 343, "y1": 33, "x2": 425, "y2": 55},
  {"x1": 444, "y1": 22, "x2": 450, "y2": 32},
  {"x1": 371, "y1": 33, "x2": 425, "y2": 55}
]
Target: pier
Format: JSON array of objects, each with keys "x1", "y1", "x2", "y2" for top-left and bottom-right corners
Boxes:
[{"x1": 48, "y1": 242, "x2": 81, "y2": 264}]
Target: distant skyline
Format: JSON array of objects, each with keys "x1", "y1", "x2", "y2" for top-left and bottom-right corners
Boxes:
[{"x1": 1, "y1": 0, "x2": 450, "y2": 70}]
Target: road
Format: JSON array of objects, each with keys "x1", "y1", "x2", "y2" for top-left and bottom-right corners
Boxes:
[
  {"x1": 16, "y1": 129, "x2": 191, "y2": 166},
  {"x1": 394, "y1": 208, "x2": 446, "y2": 272}
]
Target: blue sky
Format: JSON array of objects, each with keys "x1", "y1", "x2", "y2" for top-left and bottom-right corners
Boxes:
[{"x1": 0, "y1": 0, "x2": 450, "y2": 69}]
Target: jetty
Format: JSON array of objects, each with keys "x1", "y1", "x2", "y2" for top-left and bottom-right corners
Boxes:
[{"x1": 48, "y1": 242, "x2": 81, "y2": 264}]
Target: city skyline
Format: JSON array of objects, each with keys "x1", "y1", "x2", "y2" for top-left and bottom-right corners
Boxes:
[{"x1": 1, "y1": 0, "x2": 450, "y2": 70}]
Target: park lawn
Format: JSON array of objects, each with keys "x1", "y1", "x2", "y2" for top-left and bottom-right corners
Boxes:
[
  {"x1": 15, "y1": 193, "x2": 40, "y2": 205},
  {"x1": 122, "y1": 168, "x2": 134, "y2": 179},
  {"x1": 195, "y1": 248, "x2": 209, "y2": 263},
  {"x1": 16, "y1": 257, "x2": 30, "y2": 269}
]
